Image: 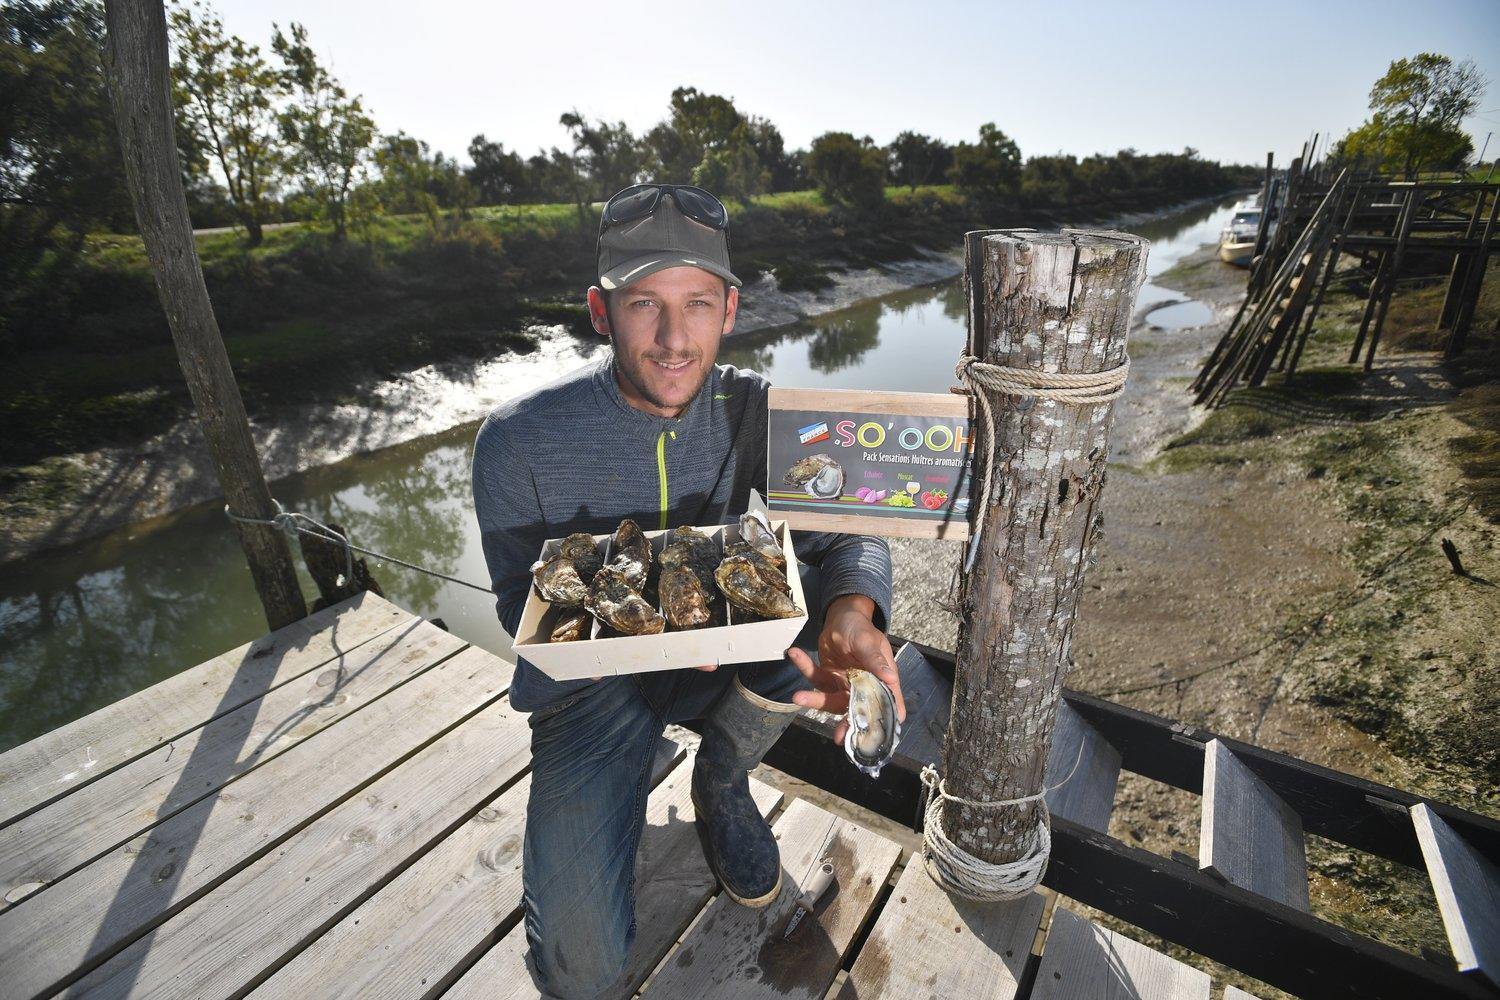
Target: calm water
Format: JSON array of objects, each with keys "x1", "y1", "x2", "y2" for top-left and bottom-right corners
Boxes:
[{"x1": 0, "y1": 196, "x2": 1238, "y2": 752}]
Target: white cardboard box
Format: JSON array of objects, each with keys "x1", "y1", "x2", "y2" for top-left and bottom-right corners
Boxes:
[{"x1": 513, "y1": 519, "x2": 809, "y2": 681}]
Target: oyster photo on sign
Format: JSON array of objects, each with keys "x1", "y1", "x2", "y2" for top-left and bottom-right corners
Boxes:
[
  {"x1": 844, "y1": 668, "x2": 901, "y2": 777},
  {"x1": 607, "y1": 518, "x2": 652, "y2": 590},
  {"x1": 715, "y1": 554, "x2": 802, "y2": 620},
  {"x1": 530, "y1": 554, "x2": 589, "y2": 607},
  {"x1": 548, "y1": 609, "x2": 592, "y2": 643},
  {"x1": 783, "y1": 454, "x2": 845, "y2": 500},
  {"x1": 585, "y1": 566, "x2": 665, "y2": 636}
]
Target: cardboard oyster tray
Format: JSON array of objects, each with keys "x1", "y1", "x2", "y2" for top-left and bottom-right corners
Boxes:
[{"x1": 513, "y1": 518, "x2": 809, "y2": 681}]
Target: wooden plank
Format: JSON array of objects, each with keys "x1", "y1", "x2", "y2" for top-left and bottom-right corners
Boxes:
[
  {"x1": 888, "y1": 641, "x2": 951, "y2": 770},
  {"x1": 0, "y1": 592, "x2": 412, "y2": 826},
  {"x1": 1031, "y1": 906, "x2": 1210, "y2": 1000},
  {"x1": 0, "y1": 642, "x2": 506, "y2": 999},
  {"x1": 442, "y1": 758, "x2": 783, "y2": 1000},
  {"x1": 1412, "y1": 803, "x2": 1500, "y2": 983},
  {"x1": 836, "y1": 859, "x2": 1044, "y2": 999},
  {"x1": 639, "y1": 796, "x2": 902, "y2": 1000},
  {"x1": 0, "y1": 621, "x2": 465, "y2": 911},
  {"x1": 1045, "y1": 701, "x2": 1121, "y2": 833},
  {"x1": 69, "y1": 677, "x2": 533, "y2": 998},
  {"x1": 250, "y1": 738, "x2": 688, "y2": 1000},
  {"x1": 1200, "y1": 739, "x2": 1309, "y2": 910}
]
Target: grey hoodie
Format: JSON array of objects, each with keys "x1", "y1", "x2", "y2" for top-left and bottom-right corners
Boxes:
[{"x1": 472, "y1": 350, "x2": 894, "y2": 712}]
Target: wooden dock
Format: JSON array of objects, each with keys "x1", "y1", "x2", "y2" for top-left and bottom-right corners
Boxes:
[{"x1": 0, "y1": 592, "x2": 1285, "y2": 999}]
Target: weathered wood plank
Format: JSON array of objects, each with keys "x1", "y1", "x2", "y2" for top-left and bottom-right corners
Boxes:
[
  {"x1": 443, "y1": 758, "x2": 784, "y2": 1000},
  {"x1": 1045, "y1": 700, "x2": 1121, "y2": 833},
  {"x1": 0, "y1": 592, "x2": 412, "y2": 826},
  {"x1": 0, "y1": 642, "x2": 505, "y2": 999},
  {"x1": 639, "y1": 796, "x2": 902, "y2": 1000},
  {"x1": 889, "y1": 642, "x2": 950, "y2": 770},
  {"x1": 1031, "y1": 906, "x2": 1210, "y2": 1000},
  {"x1": 1200, "y1": 739, "x2": 1309, "y2": 910},
  {"x1": 0, "y1": 621, "x2": 464, "y2": 911},
  {"x1": 69, "y1": 671, "x2": 530, "y2": 998},
  {"x1": 1412, "y1": 802, "x2": 1500, "y2": 983},
  {"x1": 250, "y1": 738, "x2": 687, "y2": 1000},
  {"x1": 836, "y1": 859, "x2": 1044, "y2": 999}
]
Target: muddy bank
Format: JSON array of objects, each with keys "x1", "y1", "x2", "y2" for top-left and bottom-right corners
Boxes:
[{"x1": 0, "y1": 196, "x2": 1234, "y2": 567}]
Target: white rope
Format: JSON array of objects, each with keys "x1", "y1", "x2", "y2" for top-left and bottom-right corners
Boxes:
[
  {"x1": 953, "y1": 353, "x2": 1131, "y2": 580},
  {"x1": 225, "y1": 500, "x2": 495, "y2": 595},
  {"x1": 918, "y1": 739, "x2": 1085, "y2": 902}
]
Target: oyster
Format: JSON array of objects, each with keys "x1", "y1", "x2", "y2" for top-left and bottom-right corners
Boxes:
[
  {"x1": 607, "y1": 518, "x2": 652, "y2": 590},
  {"x1": 737, "y1": 510, "x2": 785, "y2": 569},
  {"x1": 549, "y1": 609, "x2": 591, "y2": 643},
  {"x1": 844, "y1": 668, "x2": 901, "y2": 778},
  {"x1": 558, "y1": 533, "x2": 604, "y2": 582},
  {"x1": 715, "y1": 554, "x2": 802, "y2": 620},
  {"x1": 531, "y1": 555, "x2": 588, "y2": 607},
  {"x1": 585, "y1": 566, "x2": 665, "y2": 636},
  {"x1": 784, "y1": 454, "x2": 845, "y2": 500},
  {"x1": 660, "y1": 565, "x2": 714, "y2": 630},
  {"x1": 659, "y1": 526, "x2": 719, "y2": 591}
]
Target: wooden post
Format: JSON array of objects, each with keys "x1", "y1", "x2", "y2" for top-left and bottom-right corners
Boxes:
[
  {"x1": 103, "y1": 0, "x2": 305, "y2": 629},
  {"x1": 943, "y1": 230, "x2": 1145, "y2": 864}
]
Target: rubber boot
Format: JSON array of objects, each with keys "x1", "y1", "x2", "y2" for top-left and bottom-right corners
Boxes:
[{"x1": 691, "y1": 673, "x2": 801, "y2": 907}]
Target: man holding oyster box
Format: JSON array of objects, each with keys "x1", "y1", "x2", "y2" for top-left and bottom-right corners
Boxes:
[{"x1": 472, "y1": 182, "x2": 905, "y2": 998}]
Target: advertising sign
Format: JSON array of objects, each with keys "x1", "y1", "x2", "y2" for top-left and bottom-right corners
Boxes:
[{"x1": 767, "y1": 388, "x2": 974, "y2": 540}]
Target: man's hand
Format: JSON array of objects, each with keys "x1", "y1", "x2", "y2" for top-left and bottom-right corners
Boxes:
[{"x1": 785, "y1": 594, "x2": 906, "y2": 745}]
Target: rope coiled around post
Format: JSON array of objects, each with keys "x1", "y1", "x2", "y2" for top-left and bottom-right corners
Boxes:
[
  {"x1": 954, "y1": 353, "x2": 1130, "y2": 577},
  {"x1": 918, "y1": 739, "x2": 1084, "y2": 902}
]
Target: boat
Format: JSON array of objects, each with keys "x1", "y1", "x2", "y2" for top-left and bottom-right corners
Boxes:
[{"x1": 1218, "y1": 196, "x2": 1267, "y2": 266}]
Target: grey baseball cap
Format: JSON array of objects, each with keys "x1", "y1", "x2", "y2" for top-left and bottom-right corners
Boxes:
[{"x1": 597, "y1": 188, "x2": 742, "y2": 290}]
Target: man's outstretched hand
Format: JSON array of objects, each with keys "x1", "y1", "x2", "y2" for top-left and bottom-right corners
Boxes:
[{"x1": 785, "y1": 594, "x2": 906, "y2": 745}]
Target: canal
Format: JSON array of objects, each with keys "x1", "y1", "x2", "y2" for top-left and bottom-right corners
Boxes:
[{"x1": 0, "y1": 196, "x2": 1239, "y2": 753}]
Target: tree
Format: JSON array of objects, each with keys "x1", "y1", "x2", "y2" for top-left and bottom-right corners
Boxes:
[
  {"x1": 1337, "y1": 53, "x2": 1486, "y2": 177},
  {"x1": 1, "y1": 0, "x2": 133, "y2": 338},
  {"x1": 558, "y1": 109, "x2": 646, "y2": 198},
  {"x1": 168, "y1": 1, "x2": 287, "y2": 245},
  {"x1": 271, "y1": 22, "x2": 374, "y2": 241},
  {"x1": 886, "y1": 131, "x2": 952, "y2": 190},
  {"x1": 806, "y1": 131, "x2": 887, "y2": 209},
  {"x1": 949, "y1": 122, "x2": 1021, "y2": 201},
  {"x1": 467, "y1": 134, "x2": 526, "y2": 204},
  {"x1": 692, "y1": 125, "x2": 769, "y2": 202},
  {"x1": 372, "y1": 131, "x2": 471, "y2": 226}
]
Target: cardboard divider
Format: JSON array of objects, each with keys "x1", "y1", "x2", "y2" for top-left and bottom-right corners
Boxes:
[{"x1": 513, "y1": 520, "x2": 808, "y2": 681}]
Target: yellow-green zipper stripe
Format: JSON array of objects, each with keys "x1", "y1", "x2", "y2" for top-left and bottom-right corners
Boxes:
[{"x1": 656, "y1": 430, "x2": 669, "y2": 529}]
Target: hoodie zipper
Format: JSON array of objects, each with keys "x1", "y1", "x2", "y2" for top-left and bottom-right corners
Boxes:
[{"x1": 656, "y1": 429, "x2": 676, "y2": 529}]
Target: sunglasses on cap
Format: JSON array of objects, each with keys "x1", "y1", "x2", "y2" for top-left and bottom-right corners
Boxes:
[{"x1": 601, "y1": 183, "x2": 730, "y2": 231}]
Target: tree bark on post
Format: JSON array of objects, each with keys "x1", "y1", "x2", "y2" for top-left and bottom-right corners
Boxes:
[
  {"x1": 942, "y1": 229, "x2": 1146, "y2": 864},
  {"x1": 103, "y1": 0, "x2": 305, "y2": 629}
]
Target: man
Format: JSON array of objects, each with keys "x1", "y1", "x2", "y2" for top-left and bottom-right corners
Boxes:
[{"x1": 472, "y1": 182, "x2": 904, "y2": 998}]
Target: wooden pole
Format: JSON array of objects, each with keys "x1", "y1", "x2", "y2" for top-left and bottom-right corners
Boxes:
[
  {"x1": 103, "y1": 0, "x2": 305, "y2": 629},
  {"x1": 943, "y1": 229, "x2": 1145, "y2": 865}
]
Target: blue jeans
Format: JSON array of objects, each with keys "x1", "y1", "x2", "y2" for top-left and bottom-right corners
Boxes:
[{"x1": 519, "y1": 569, "x2": 821, "y2": 998}]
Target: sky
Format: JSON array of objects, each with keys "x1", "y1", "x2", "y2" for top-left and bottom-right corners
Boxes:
[{"x1": 210, "y1": 0, "x2": 1500, "y2": 170}]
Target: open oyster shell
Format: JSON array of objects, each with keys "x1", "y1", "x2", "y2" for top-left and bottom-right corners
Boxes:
[
  {"x1": 738, "y1": 509, "x2": 786, "y2": 570},
  {"x1": 844, "y1": 668, "x2": 902, "y2": 778}
]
